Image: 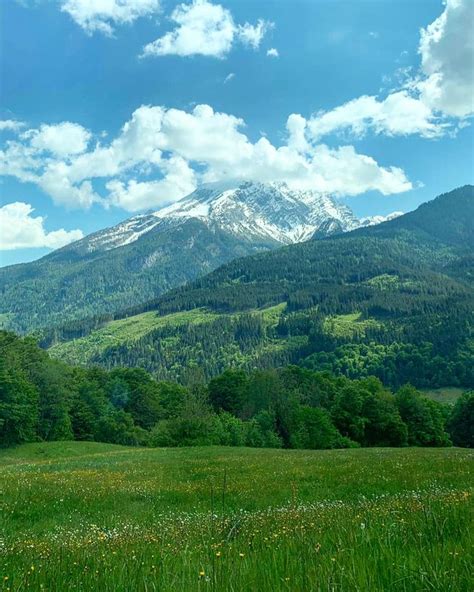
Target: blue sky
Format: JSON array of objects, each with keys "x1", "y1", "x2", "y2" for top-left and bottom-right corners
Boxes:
[{"x1": 1, "y1": 0, "x2": 473, "y2": 266}]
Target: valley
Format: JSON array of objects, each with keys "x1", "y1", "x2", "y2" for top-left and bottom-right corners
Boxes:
[{"x1": 2, "y1": 1, "x2": 474, "y2": 590}]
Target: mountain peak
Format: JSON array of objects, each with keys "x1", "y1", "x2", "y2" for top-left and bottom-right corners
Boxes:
[{"x1": 151, "y1": 180, "x2": 360, "y2": 246}]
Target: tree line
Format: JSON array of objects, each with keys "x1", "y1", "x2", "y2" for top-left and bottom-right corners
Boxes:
[{"x1": 1, "y1": 330, "x2": 472, "y2": 450}]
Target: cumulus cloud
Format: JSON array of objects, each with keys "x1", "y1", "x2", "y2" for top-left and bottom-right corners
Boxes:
[
  {"x1": 418, "y1": 0, "x2": 474, "y2": 118},
  {"x1": 0, "y1": 120, "x2": 25, "y2": 132},
  {"x1": 141, "y1": 0, "x2": 271, "y2": 58},
  {"x1": 308, "y1": 91, "x2": 445, "y2": 140},
  {"x1": 106, "y1": 156, "x2": 197, "y2": 211},
  {"x1": 61, "y1": 0, "x2": 161, "y2": 36},
  {"x1": 267, "y1": 47, "x2": 279, "y2": 58},
  {"x1": 0, "y1": 202, "x2": 84, "y2": 250},
  {"x1": 307, "y1": 0, "x2": 473, "y2": 141},
  {"x1": 25, "y1": 122, "x2": 92, "y2": 157},
  {"x1": 0, "y1": 104, "x2": 412, "y2": 213}
]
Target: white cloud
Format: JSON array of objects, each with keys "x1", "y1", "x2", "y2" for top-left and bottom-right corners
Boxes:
[
  {"x1": 0, "y1": 104, "x2": 412, "y2": 212},
  {"x1": 0, "y1": 202, "x2": 83, "y2": 250},
  {"x1": 0, "y1": 120, "x2": 25, "y2": 132},
  {"x1": 25, "y1": 122, "x2": 92, "y2": 157},
  {"x1": 141, "y1": 0, "x2": 271, "y2": 58},
  {"x1": 106, "y1": 156, "x2": 196, "y2": 211},
  {"x1": 418, "y1": 0, "x2": 474, "y2": 118},
  {"x1": 266, "y1": 47, "x2": 279, "y2": 58},
  {"x1": 308, "y1": 91, "x2": 445, "y2": 140},
  {"x1": 38, "y1": 162, "x2": 100, "y2": 209},
  {"x1": 224, "y1": 72, "x2": 235, "y2": 84},
  {"x1": 305, "y1": 0, "x2": 473, "y2": 141},
  {"x1": 61, "y1": 0, "x2": 161, "y2": 36},
  {"x1": 237, "y1": 19, "x2": 272, "y2": 49}
]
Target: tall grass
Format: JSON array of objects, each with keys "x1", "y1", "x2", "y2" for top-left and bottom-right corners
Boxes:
[{"x1": 0, "y1": 444, "x2": 472, "y2": 591}]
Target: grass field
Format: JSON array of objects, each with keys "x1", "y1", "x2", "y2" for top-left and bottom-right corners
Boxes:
[
  {"x1": 421, "y1": 387, "x2": 466, "y2": 405},
  {"x1": 0, "y1": 443, "x2": 472, "y2": 591}
]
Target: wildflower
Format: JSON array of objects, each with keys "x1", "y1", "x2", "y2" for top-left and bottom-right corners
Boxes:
[
  {"x1": 199, "y1": 570, "x2": 205, "y2": 577},
  {"x1": 216, "y1": 551, "x2": 221, "y2": 557},
  {"x1": 239, "y1": 553, "x2": 245, "y2": 558}
]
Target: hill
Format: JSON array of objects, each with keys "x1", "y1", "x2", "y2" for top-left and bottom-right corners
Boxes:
[{"x1": 48, "y1": 186, "x2": 474, "y2": 389}]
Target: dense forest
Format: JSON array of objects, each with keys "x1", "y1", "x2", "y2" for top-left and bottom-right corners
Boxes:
[
  {"x1": 44, "y1": 187, "x2": 474, "y2": 389},
  {"x1": 2, "y1": 331, "x2": 472, "y2": 449}
]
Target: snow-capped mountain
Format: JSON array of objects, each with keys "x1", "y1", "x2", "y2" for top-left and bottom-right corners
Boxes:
[
  {"x1": 0, "y1": 181, "x2": 402, "y2": 332},
  {"x1": 359, "y1": 211, "x2": 404, "y2": 227},
  {"x1": 81, "y1": 181, "x2": 360, "y2": 254}
]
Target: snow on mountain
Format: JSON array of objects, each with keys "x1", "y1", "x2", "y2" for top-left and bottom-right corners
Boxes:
[
  {"x1": 78, "y1": 181, "x2": 380, "y2": 254},
  {"x1": 83, "y1": 214, "x2": 162, "y2": 252},
  {"x1": 359, "y1": 211, "x2": 404, "y2": 227},
  {"x1": 153, "y1": 181, "x2": 360, "y2": 244}
]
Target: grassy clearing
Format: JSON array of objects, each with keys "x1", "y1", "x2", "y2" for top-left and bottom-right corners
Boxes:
[
  {"x1": 0, "y1": 443, "x2": 472, "y2": 591},
  {"x1": 421, "y1": 387, "x2": 466, "y2": 405},
  {"x1": 323, "y1": 312, "x2": 382, "y2": 339}
]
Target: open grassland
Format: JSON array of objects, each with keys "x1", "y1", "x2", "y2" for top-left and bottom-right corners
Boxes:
[{"x1": 0, "y1": 443, "x2": 472, "y2": 592}]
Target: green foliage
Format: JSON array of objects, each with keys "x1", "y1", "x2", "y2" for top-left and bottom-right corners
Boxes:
[
  {"x1": 291, "y1": 406, "x2": 345, "y2": 449},
  {"x1": 447, "y1": 392, "x2": 474, "y2": 447},
  {"x1": 208, "y1": 369, "x2": 248, "y2": 416},
  {"x1": 395, "y1": 385, "x2": 451, "y2": 446},
  {"x1": 2, "y1": 330, "x2": 470, "y2": 451},
  {"x1": 0, "y1": 356, "x2": 38, "y2": 447}
]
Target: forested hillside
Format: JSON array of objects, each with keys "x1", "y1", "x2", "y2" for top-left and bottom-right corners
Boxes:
[
  {"x1": 2, "y1": 330, "x2": 472, "y2": 449},
  {"x1": 48, "y1": 186, "x2": 474, "y2": 389}
]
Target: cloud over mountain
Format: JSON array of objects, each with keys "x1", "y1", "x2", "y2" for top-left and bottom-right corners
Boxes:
[{"x1": 0, "y1": 104, "x2": 411, "y2": 212}]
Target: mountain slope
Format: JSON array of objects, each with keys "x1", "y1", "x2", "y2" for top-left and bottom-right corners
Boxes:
[
  {"x1": 49, "y1": 185, "x2": 474, "y2": 389},
  {"x1": 354, "y1": 185, "x2": 474, "y2": 248},
  {"x1": 0, "y1": 182, "x2": 359, "y2": 333}
]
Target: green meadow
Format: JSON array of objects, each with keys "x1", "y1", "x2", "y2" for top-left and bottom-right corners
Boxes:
[{"x1": 1, "y1": 443, "x2": 472, "y2": 591}]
